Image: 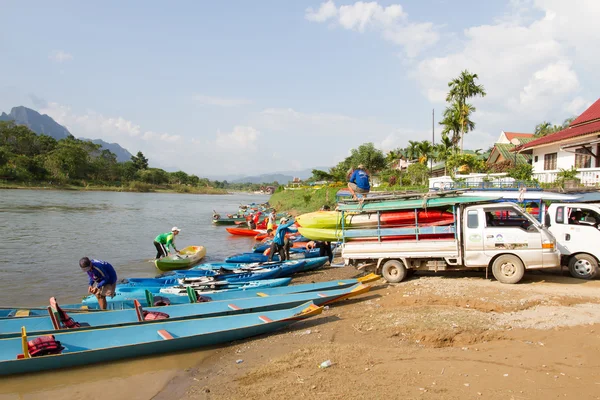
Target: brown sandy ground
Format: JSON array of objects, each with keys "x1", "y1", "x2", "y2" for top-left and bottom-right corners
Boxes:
[{"x1": 155, "y1": 266, "x2": 600, "y2": 400}]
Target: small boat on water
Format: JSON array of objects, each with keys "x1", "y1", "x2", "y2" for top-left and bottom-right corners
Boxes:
[
  {"x1": 0, "y1": 283, "x2": 370, "y2": 339},
  {"x1": 0, "y1": 301, "x2": 323, "y2": 376},
  {"x1": 154, "y1": 246, "x2": 206, "y2": 271}
]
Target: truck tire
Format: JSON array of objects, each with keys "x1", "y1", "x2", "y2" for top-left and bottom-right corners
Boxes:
[
  {"x1": 568, "y1": 254, "x2": 598, "y2": 280},
  {"x1": 491, "y1": 255, "x2": 525, "y2": 284},
  {"x1": 381, "y1": 260, "x2": 407, "y2": 283}
]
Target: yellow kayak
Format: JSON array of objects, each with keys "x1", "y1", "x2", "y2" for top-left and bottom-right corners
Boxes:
[{"x1": 154, "y1": 245, "x2": 207, "y2": 271}]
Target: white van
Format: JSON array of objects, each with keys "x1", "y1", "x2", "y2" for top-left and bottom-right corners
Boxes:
[{"x1": 545, "y1": 203, "x2": 600, "y2": 279}]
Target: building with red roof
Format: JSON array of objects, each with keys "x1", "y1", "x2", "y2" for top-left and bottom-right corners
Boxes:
[{"x1": 516, "y1": 99, "x2": 600, "y2": 186}]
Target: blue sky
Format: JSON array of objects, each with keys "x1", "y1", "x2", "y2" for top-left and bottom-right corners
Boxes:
[{"x1": 1, "y1": 0, "x2": 599, "y2": 177}]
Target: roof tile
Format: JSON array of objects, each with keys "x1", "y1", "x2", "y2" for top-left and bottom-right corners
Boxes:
[{"x1": 570, "y1": 98, "x2": 600, "y2": 127}]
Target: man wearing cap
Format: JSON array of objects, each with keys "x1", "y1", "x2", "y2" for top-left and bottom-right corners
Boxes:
[
  {"x1": 267, "y1": 217, "x2": 297, "y2": 262},
  {"x1": 154, "y1": 227, "x2": 181, "y2": 259},
  {"x1": 348, "y1": 164, "x2": 370, "y2": 200},
  {"x1": 79, "y1": 257, "x2": 117, "y2": 310}
]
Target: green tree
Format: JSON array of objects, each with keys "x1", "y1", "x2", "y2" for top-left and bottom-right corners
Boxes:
[
  {"x1": 406, "y1": 162, "x2": 429, "y2": 186},
  {"x1": 348, "y1": 142, "x2": 386, "y2": 173},
  {"x1": 311, "y1": 169, "x2": 334, "y2": 181},
  {"x1": 446, "y1": 70, "x2": 486, "y2": 152},
  {"x1": 435, "y1": 134, "x2": 454, "y2": 176},
  {"x1": 417, "y1": 141, "x2": 434, "y2": 163},
  {"x1": 170, "y1": 171, "x2": 190, "y2": 185},
  {"x1": 406, "y1": 140, "x2": 420, "y2": 161},
  {"x1": 131, "y1": 151, "x2": 149, "y2": 170}
]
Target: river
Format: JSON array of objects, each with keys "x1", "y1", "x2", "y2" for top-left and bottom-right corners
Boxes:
[{"x1": 0, "y1": 189, "x2": 270, "y2": 399}]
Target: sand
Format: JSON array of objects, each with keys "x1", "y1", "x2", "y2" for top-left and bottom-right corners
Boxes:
[{"x1": 155, "y1": 266, "x2": 600, "y2": 400}]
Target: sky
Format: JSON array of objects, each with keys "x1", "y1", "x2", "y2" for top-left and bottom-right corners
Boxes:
[{"x1": 1, "y1": 0, "x2": 599, "y2": 178}]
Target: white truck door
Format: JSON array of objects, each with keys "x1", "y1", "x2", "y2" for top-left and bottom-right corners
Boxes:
[
  {"x1": 481, "y1": 205, "x2": 544, "y2": 268},
  {"x1": 554, "y1": 205, "x2": 600, "y2": 257},
  {"x1": 463, "y1": 207, "x2": 486, "y2": 266}
]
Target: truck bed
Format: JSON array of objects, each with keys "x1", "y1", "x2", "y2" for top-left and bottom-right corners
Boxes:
[{"x1": 341, "y1": 239, "x2": 459, "y2": 260}]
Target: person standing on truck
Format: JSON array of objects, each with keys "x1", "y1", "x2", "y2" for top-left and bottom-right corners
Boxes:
[{"x1": 348, "y1": 164, "x2": 370, "y2": 200}]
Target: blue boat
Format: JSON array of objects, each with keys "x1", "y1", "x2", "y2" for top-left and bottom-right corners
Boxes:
[
  {"x1": 1, "y1": 274, "x2": 380, "y2": 313},
  {"x1": 226, "y1": 248, "x2": 322, "y2": 263},
  {"x1": 0, "y1": 302, "x2": 322, "y2": 376},
  {"x1": 0, "y1": 284, "x2": 370, "y2": 339},
  {"x1": 83, "y1": 278, "x2": 292, "y2": 307}
]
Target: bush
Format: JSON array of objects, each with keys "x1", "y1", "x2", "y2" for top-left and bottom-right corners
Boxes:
[
  {"x1": 507, "y1": 164, "x2": 533, "y2": 181},
  {"x1": 128, "y1": 181, "x2": 154, "y2": 192}
]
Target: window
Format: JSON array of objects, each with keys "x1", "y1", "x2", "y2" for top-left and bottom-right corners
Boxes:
[
  {"x1": 534, "y1": 155, "x2": 538, "y2": 163},
  {"x1": 575, "y1": 148, "x2": 592, "y2": 168},
  {"x1": 555, "y1": 206, "x2": 564, "y2": 224},
  {"x1": 544, "y1": 153, "x2": 557, "y2": 170},
  {"x1": 467, "y1": 210, "x2": 479, "y2": 228},
  {"x1": 483, "y1": 207, "x2": 532, "y2": 230}
]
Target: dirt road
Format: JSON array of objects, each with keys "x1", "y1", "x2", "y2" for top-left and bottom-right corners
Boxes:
[{"x1": 157, "y1": 267, "x2": 600, "y2": 400}]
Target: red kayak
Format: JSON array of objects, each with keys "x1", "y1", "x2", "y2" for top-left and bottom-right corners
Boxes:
[
  {"x1": 226, "y1": 227, "x2": 266, "y2": 237},
  {"x1": 380, "y1": 210, "x2": 455, "y2": 226}
]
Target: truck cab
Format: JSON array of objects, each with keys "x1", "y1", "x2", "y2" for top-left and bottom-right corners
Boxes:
[{"x1": 545, "y1": 203, "x2": 600, "y2": 279}]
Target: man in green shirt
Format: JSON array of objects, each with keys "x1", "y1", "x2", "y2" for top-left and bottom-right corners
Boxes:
[{"x1": 154, "y1": 227, "x2": 181, "y2": 259}]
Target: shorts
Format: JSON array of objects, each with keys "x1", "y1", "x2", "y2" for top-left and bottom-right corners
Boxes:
[
  {"x1": 96, "y1": 283, "x2": 116, "y2": 297},
  {"x1": 349, "y1": 182, "x2": 369, "y2": 194}
]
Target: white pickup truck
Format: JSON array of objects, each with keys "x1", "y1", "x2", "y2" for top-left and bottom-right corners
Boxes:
[
  {"x1": 343, "y1": 202, "x2": 561, "y2": 284},
  {"x1": 545, "y1": 203, "x2": 600, "y2": 279}
]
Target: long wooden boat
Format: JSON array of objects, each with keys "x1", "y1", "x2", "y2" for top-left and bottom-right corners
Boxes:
[
  {"x1": 154, "y1": 246, "x2": 206, "y2": 271},
  {"x1": 0, "y1": 274, "x2": 380, "y2": 315},
  {"x1": 296, "y1": 210, "x2": 455, "y2": 229},
  {"x1": 0, "y1": 284, "x2": 370, "y2": 339},
  {"x1": 0, "y1": 302, "x2": 323, "y2": 376}
]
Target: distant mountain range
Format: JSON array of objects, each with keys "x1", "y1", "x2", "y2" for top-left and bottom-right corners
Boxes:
[
  {"x1": 0, "y1": 106, "x2": 133, "y2": 163},
  {"x1": 227, "y1": 167, "x2": 331, "y2": 184}
]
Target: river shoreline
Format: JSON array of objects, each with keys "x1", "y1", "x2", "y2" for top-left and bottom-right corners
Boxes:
[{"x1": 0, "y1": 182, "x2": 247, "y2": 195}]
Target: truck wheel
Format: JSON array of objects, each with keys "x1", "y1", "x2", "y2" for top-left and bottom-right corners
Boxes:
[
  {"x1": 381, "y1": 260, "x2": 407, "y2": 283},
  {"x1": 491, "y1": 255, "x2": 525, "y2": 284},
  {"x1": 568, "y1": 254, "x2": 598, "y2": 280}
]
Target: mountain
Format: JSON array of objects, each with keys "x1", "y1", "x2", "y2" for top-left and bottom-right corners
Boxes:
[
  {"x1": 229, "y1": 167, "x2": 332, "y2": 184},
  {"x1": 0, "y1": 106, "x2": 70, "y2": 140},
  {"x1": 0, "y1": 106, "x2": 133, "y2": 162}
]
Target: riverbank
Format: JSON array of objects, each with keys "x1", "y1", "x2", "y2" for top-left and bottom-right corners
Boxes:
[
  {"x1": 0, "y1": 181, "x2": 229, "y2": 194},
  {"x1": 162, "y1": 267, "x2": 600, "y2": 399}
]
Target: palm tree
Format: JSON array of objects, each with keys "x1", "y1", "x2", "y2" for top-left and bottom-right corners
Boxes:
[
  {"x1": 435, "y1": 134, "x2": 454, "y2": 176},
  {"x1": 385, "y1": 149, "x2": 400, "y2": 169},
  {"x1": 417, "y1": 141, "x2": 434, "y2": 164},
  {"x1": 446, "y1": 70, "x2": 486, "y2": 152},
  {"x1": 406, "y1": 140, "x2": 420, "y2": 161},
  {"x1": 440, "y1": 105, "x2": 462, "y2": 150}
]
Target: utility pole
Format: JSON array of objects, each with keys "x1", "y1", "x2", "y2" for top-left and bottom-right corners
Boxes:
[{"x1": 430, "y1": 109, "x2": 435, "y2": 173}]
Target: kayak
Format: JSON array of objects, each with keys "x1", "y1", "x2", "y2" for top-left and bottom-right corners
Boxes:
[
  {"x1": 298, "y1": 225, "x2": 456, "y2": 241},
  {"x1": 154, "y1": 246, "x2": 206, "y2": 271},
  {"x1": 226, "y1": 227, "x2": 266, "y2": 236},
  {"x1": 226, "y1": 248, "x2": 322, "y2": 263},
  {"x1": 296, "y1": 210, "x2": 455, "y2": 229}
]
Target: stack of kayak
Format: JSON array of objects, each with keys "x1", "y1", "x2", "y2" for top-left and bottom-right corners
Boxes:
[
  {"x1": 0, "y1": 274, "x2": 379, "y2": 375},
  {"x1": 296, "y1": 195, "x2": 463, "y2": 242}
]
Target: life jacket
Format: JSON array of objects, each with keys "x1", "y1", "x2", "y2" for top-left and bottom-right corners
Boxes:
[
  {"x1": 153, "y1": 296, "x2": 171, "y2": 306},
  {"x1": 28, "y1": 335, "x2": 64, "y2": 357},
  {"x1": 142, "y1": 310, "x2": 170, "y2": 320}
]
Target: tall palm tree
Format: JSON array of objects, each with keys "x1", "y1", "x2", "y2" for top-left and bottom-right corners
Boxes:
[
  {"x1": 385, "y1": 149, "x2": 400, "y2": 169},
  {"x1": 446, "y1": 70, "x2": 486, "y2": 152},
  {"x1": 440, "y1": 105, "x2": 462, "y2": 150},
  {"x1": 435, "y1": 134, "x2": 454, "y2": 176}
]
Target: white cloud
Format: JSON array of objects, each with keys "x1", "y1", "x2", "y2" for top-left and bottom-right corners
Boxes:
[
  {"x1": 519, "y1": 61, "x2": 579, "y2": 109},
  {"x1": 565, "y1": 97, "x2": 592, "y2": 116},
  {"x1": 305, "y1": 1, "x2": 438, "y2": 57},
  {"x1": 215, "y1": 126, "x2": 260, "y2": 151},
  {"x1": 49, "y1": 51, "x2": 73, "y2": 63},
  {"x1": 305, "y1": 0, "x2": 338, "y2": 22},
  {"x1": 193, "y1": 94, "x2": 253, "y2": 107}
]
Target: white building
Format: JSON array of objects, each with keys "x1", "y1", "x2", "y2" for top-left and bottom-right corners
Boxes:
[{"x1": 516, "y1": 98, "x2": 600, "y2": 186}]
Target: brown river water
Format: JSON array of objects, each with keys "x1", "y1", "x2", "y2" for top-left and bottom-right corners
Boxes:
[{"x1": 0, "y1": 189, "x2": 270, "y2": 399}]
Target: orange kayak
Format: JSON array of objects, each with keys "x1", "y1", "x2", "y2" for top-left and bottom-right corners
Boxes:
[{"x1": 226, "y1": 227, "x2": 266, "y2": 236}]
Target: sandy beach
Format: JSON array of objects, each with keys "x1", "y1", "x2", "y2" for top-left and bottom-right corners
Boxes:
[{"x1": 154, "y1": 266, "x2": 600, "y2": 400}]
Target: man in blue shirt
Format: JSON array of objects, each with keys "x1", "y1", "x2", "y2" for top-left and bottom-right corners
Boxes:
[
  {"x1": 348, "y1": 164, "x2": 370, "y2": 200},
  {"x1": 267, "y1": 217, "x2": 298, "y2": 261},
  {"x1": 79, "y1": 257, "x2": 118, "y2": 310}
]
